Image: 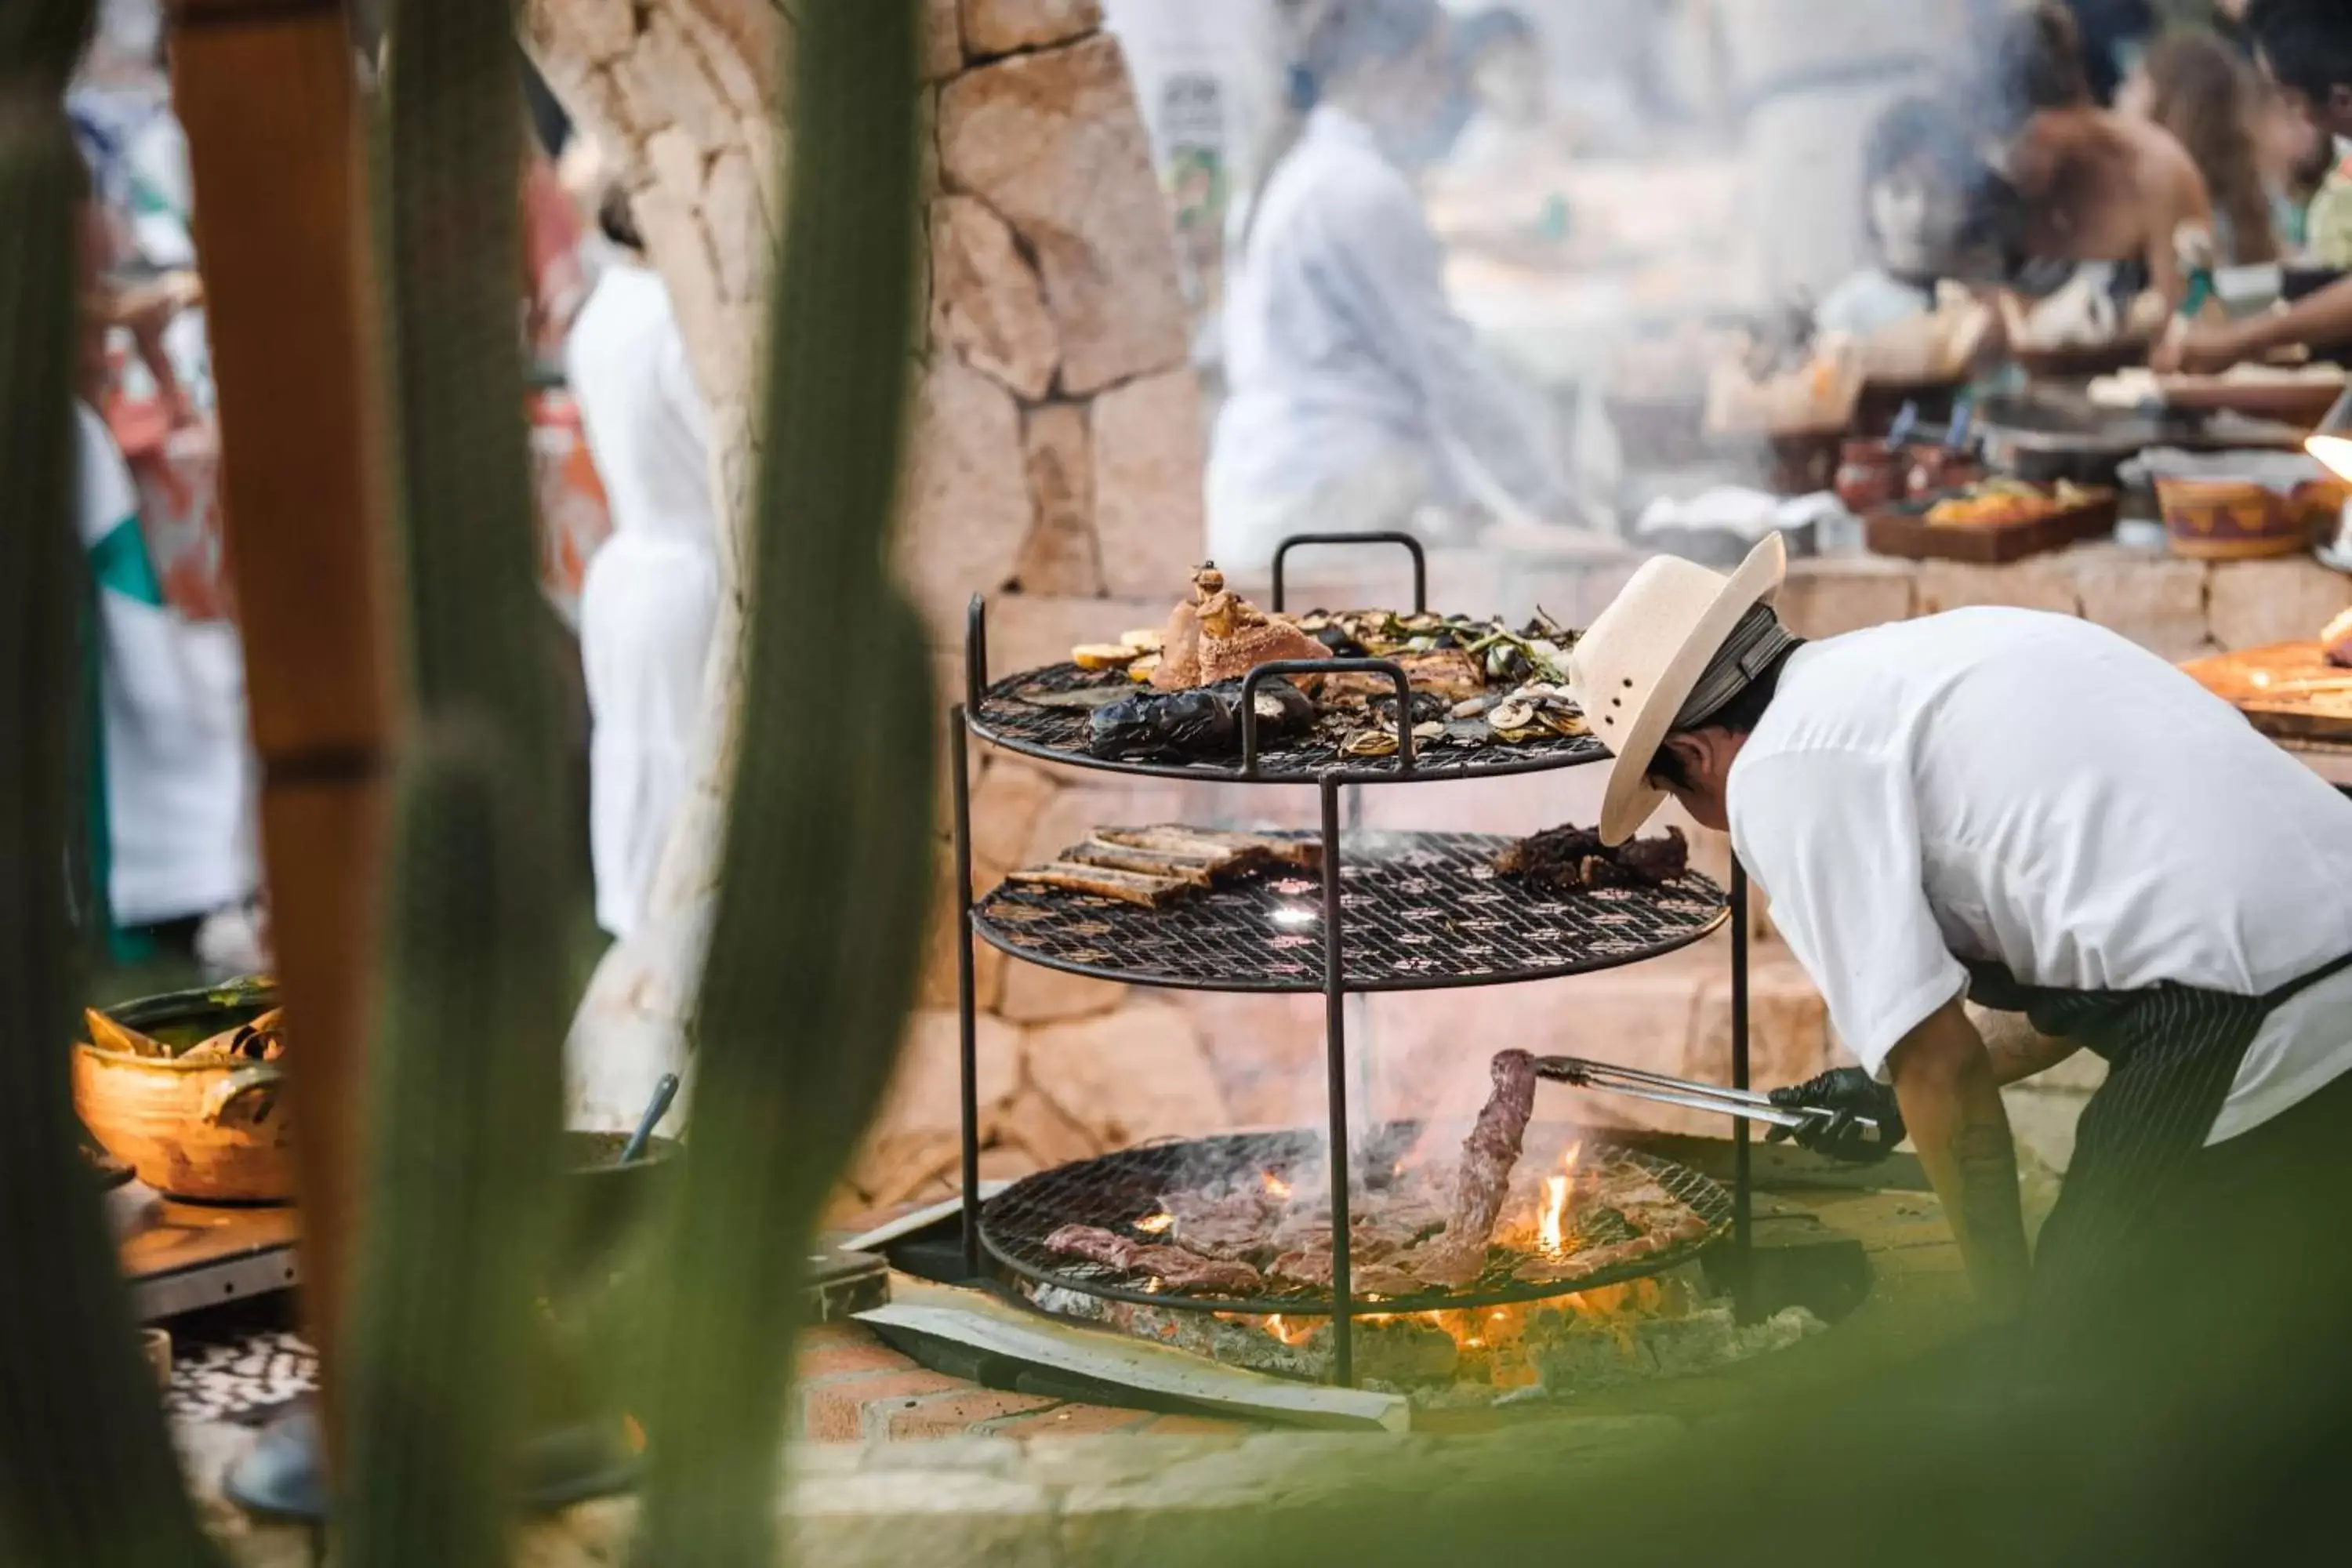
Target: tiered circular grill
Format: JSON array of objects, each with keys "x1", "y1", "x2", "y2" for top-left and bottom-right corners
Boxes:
[
  {"x1": 948, "y1": 535, "x2": 1763, "y2": 1387},
  {"x1": 981, "y1": 1128, "x2": 1735, "y2": 1317}
]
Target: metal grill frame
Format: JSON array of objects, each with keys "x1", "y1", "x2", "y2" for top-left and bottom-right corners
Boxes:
[
  {"x1": 976, "y1": 1126, "x2": 1733, "y2": 1318},
  {"x1": 947, "y1": 541, "x2": 1762, "y2": 1391},
  {"x1": 975, "y1": 834, "x2": 1728, "y2": 994}
]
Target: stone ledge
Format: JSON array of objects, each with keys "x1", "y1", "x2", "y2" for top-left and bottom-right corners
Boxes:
[{"x1": 191, "y1": 1414, "x2": 1691, "y2": 1567}]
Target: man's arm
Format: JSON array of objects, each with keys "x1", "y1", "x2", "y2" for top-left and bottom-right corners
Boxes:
[
  {"x1": 1974, "y1": 1007, "x2": 2082, "y2": 1087},
  {"x1": 1886, "y1": 999, "x2": 2031, "y2": 1317},
  {"x1": 2154, "y1": 274, "x2": 2352, "y2": 373}
]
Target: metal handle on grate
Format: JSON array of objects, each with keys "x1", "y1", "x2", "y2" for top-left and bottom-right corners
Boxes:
[
  {"x1": 1240, "y1": 659, "x2": 1415, "y2": 779},
  {"x1": 964, "y1": 592, "x2": 989, "y2": 714},
  {"x1": 1269, "y1": 532, "x2": 1428, "y2": 615}
]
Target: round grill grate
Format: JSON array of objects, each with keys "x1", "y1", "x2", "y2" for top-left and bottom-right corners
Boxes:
[
  {"x1": 970, "y1": 663, "x2": 1610, "y2": 783},
  {"x1": 977, "y1": 833, "x2": 1728, "y2": 993},
  {"x1": 978, "y1": 1126, "x2": 1733, "y2": 1318}
]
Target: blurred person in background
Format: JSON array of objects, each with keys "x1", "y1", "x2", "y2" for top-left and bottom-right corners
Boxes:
[
  {"x1": 1815, "y1": 95, "x2": 2005, "y2": 337},
  {"x1": 1494, "y1": 0, "x2": 1679, "y2": 153},
  {"x1": 1724, "y1": 0, "x2": 1988, "y2": 305},
  {"x1": 2259, "y1": 0, "x2": 2352, "y2": 267},
  {"x1": 1439, "y1": 9, "x2": 1571, "y2": 179},
  {"x1": 521, "y1": 59, "x2": 592, "y2": 368},
  {"x1": 71, "y1": 160, "x2": 259, "y2": 971},
  {"x1": 1209, "y1": 0, "x2": 1588, "y2": 572},
  {"x1": 1974, "y1": 2, "x2": 2216, "y2": 311},
  {"x1": 2118, "y1": 30, "x2": 2281, "y2": 267},
  {"x1": 2252, "y1": 65, "x2": 2332, "y2": 254},
  {"x1": 565, "y1": 187, "x2": 720, "y2": 941},
  {"x1": 1100, "y1": 0, "x2": 1287, "y2": 365},
  {"x1": 2060, "y1": 0, "x2": 2156, "y2": 105},
  {"x1": 2158, "y1": 0, "x2": 2352, "y2": 370}
]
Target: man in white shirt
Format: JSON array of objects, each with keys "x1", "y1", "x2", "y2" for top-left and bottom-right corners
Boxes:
[
  {"x1": 1568, "y1": 536, "x2": 2352, "y2": 1319},
  {"x1": 1208, "y1": 0, "x2": 1582, "y2": 572}
]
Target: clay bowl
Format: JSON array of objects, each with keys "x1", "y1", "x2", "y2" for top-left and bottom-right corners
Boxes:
[
  {"x1": 2157, "y1": 477, "x2": 2342, "y2": 561},
  {"x1": 74, "y1": 984, "x2": 292, "y2": 1203},
  {"x1": 552, "y1": 1130, "x2": 681, "y2": 1289}
]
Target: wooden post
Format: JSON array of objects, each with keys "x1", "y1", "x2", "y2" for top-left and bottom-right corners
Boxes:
[{"x1": 170, "y1": 0, "x2": 396, "y2": 1454}]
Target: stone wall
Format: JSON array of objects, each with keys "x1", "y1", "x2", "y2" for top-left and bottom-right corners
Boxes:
[{"x1": 525, "y1": 0, "x2": 1215, "y2": 1138}]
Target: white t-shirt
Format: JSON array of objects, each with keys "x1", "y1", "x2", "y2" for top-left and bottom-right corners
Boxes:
[{"x1": 1729, "y1": 608, "x2": 2352, "y2": 1145}]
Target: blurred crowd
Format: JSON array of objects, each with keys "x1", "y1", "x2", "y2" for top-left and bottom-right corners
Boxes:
[
  {"x1": 65, "y1": 1, "x2": 722, "y2": 982},
  {"x1": 1102, "y1": 0, "x2": 2352, "y2": 559}
]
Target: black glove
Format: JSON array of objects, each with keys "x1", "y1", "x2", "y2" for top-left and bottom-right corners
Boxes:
[{"x1": 1766, "y1": 1067, "x2": 1904, "y2": 1164}]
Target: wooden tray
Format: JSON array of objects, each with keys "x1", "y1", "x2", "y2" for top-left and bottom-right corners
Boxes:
[
  {"x1": 2013, "y1": 338, "x2": 2153, "y2": 382},
  {"x1": 2157, "y1": 373, "x2": 2347, "y2": 428},
  {"x1": 2180, "y1": 641, "x2": 2352, "y2": 745},
  {"x1": 1864, "y1": 485, "x2": 2120, "y2": 564}
]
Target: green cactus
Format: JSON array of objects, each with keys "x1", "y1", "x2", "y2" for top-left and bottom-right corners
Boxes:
[
  {"x1": 0, "y1": 7, "x2": 225, "y2": 1564},
  {"x1": 332, "y1": 0, "x2": 568, "y2": 1561},
  {"x1": 627, "y1": 0, "x2": 933, "y2": 1562}
]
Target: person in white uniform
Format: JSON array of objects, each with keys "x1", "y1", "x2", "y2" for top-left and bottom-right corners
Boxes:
[
  {"x1": 1208, "y1": 0, "x2": 1576, "y2": 573},
  {"x1": 1568, "y1": 535, "x2": 2352, "y2": 1324},
  {"x1": 565, "y1": 191, "x2": 721, "y2": 939},
  {"x1": 76, "y1": 401, "x2": 254, "y2": 951}
]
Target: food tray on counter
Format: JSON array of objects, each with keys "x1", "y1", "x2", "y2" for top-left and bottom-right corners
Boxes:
[
  {"x1": 1864, "y1": 483, "x2": 2119, "y2": 564},
  {"x1": 2012, "y1": 336, "x2": 2154, "y2": 383},
  {"x1": 974, "y1": 831, "x2": 1728, "y2": 994},
  {"x1": 2181, "y1": 641, "x2": 2352, "y2": 746},
  {"x1": 2154, "y1": 370, "x2": 2347, "y2": 428}
]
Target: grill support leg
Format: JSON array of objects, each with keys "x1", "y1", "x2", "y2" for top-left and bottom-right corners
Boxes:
[
  {"x1": 1320, "y1": 774, "x2": 1353, "y2": 1388},
  {"x1": 953, "y1": 711, "x2": 981, "y2": 1279},
  {"x1": 1730, "y1": 855, "x2": 1753, "y2": 1321}
]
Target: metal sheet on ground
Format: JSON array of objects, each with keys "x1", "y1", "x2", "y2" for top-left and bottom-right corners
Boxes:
[{"x1": 860, "y1": 1280, "x2": 1410, "y2": 1432}]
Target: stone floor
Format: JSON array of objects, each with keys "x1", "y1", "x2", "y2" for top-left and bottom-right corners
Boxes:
[
  {"x1": 183, "y1": 1174, "x2": 1976, "y2": 1565},
  {"x1": 793, "y1": 1321, "x2": 1247, "y2": 1443}
]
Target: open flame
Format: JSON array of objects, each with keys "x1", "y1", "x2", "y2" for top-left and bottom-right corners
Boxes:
[
  {"x1": 1261, "y1": 1312, "x2": 1317, "y2": 1347},
  {"x1": 1537, "y1": 1143, "x2": 1582, "y2": 1254},
  {"x1": 1134, "y1": 1210, "x2": 1174, "y2": 1235},
  {"x1": 1261, "y1": 1170, "x2": 1291, "y2": 1200}
]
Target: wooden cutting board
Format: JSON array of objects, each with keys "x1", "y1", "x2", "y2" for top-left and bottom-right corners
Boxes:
[{"x1": 2181, "y1": 641, "x2": 2352, "y2": 743}]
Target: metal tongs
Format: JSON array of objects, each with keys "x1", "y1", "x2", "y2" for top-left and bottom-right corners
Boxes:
[{"x1": 1533, "y1": 1056, "x2": 1877, "y2": 1137}]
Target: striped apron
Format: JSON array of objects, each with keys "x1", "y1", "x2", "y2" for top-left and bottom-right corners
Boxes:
[{"x1": 1965, "y1": 952, "x2": 2352, "y2": 1316}]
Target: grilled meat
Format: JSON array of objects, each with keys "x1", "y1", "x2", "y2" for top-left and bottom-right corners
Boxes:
[
  {"x1": 1495, "y1": 824, "x2": 1688, "y2": 892},
  {"x1": 1004, "y1": 864, "x2": 1192, "y2": 908},
  {"x1": 1041, "y1": 1223, "x2": 1266, "y2": 1294},
  {"x1": 1449, "y1": 1050, "x2": 1537, "y2": 1252}
]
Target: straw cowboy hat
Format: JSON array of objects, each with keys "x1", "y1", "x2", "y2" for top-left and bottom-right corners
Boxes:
[{"x1": 1567, "y1": 534, "x2": 1788, "y2": 846}]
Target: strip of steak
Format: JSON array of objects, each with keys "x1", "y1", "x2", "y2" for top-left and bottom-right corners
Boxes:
[
  {"x1": 1269, "y1": 1250, "x2": 1421, "y2": 1298},
  {"x1": 1449, "y1": 1049, "x2": 1537, "y2": 1251},
  {"x1": 1399, "y1": 1243, "x2": 1486, "y2": 1290},
  {"x1": 1170, "y1": 1211, "x2": 1276, "y2": 1261},
  {"x1": 1042, "y1": 1224, "x2": 1265, "y2": 1294},
  {"x1": 1385, "y1": 1050, "x2": 1541, "y2": 1293}
]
